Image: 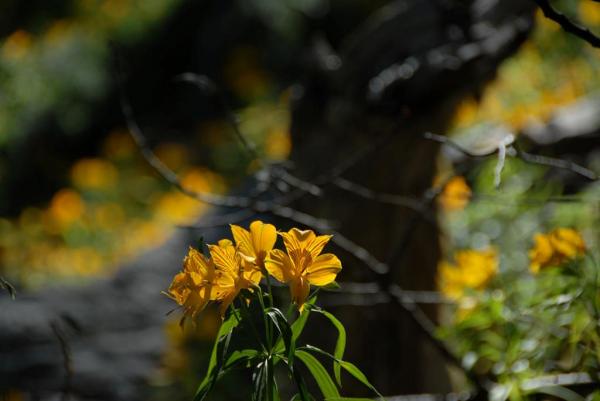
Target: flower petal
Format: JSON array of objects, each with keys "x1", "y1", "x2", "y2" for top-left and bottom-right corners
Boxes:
[
  {"x1": 306, "y1": 253, "x2": 341, "y2": 286},
  {"x1": 281, "y1": 228, "x2": 316, "y2": 253},
  {"x1": 265, "y1": 249, "x2": 295, "y2": 283},
  {"x1": 290, "y1": 277, "x2": 310, "y2": 309},
  {"x1": 306, "y1": 234, "x2": 333, "y2": 259},
  {"x1": 249, "y1": 220, "x2": 277, "y2": 263},
  {"x1": 209, "y1": 241, "x2": 238, "y2": 273},
  {"x1": 231, "y1": 224, "x2": 256, "y2": 260},
  {"x1": 218, "y1": 292, "x2": 237, "y2": 317}
]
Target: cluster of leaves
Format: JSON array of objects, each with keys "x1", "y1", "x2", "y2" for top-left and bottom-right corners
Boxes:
[
  {"x1": 437, "y1": 156, "x2": 600, "y2": 399},
  {"x1": 195, "y1": 294, "x2": 382, "y2": 401}
]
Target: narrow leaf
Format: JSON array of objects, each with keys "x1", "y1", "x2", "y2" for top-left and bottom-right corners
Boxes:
[
  {"x1": 194, "y1": 313, "x2": 240, "y2": 401},
  {"x1": 533, "y1": 386, "x2": 585, "y2": 401},
  {"x1": 274, "y1": 295, "x2": 315, "y2": 354},
  {"x1": 304, "y1": 345, "x2": 383, "y2": 400},
  {"x1": 296, "y1": 350, "x2": 340, "y2": 399},
  {"x1": 267, "y1": 308, "x2": 295, "y2": 366},
  {"x1": 314, "y1": 308, "x2": 346, "y2": 386}
]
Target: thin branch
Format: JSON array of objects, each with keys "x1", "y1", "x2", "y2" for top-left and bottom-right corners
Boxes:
[
  {"x1": 387, "y1": 285, "x2": 492, "y2": 395},
  {"x1": 534, "y1": 0, "x2": 600, "y2": 48},
  {"x1": 120, "y1": 96, "x2": 256, "y2": 208},
  {"x1": 516, "y1": 146, "x2": 598, "y2": 180},
  {"x1": 426, "y1": 132, "x2": 597, "y2": 181},
  {"x1": 178, "y1": 209, "x2": 257, "y2": 230},
  {"x1": 51, "y1": 321, "x2": 73, "y2": 401},
  {"x1": 175, "y1": 73, "x2": 261, "y2": 161},
  {"x1": 0, "y1": 276, "x2": 16, "y2": 299},
  {"x1": 329, "y1": 231, "x2": 390, "y2": 275},
  {"x1": 332, "y1": 177, "x2": 430, "y2": 215}
]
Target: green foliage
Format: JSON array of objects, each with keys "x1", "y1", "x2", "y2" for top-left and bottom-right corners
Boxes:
[
  {"x1": 439, "y1": 157, "x2": 600, "y2": 399},
  {"x1": 192, "y1": 288, "x2": 381, "y2": 401}
]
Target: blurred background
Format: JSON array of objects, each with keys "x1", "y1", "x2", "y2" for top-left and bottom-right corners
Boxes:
[{"x1": 1, "y1": 0, "x2": 600, "y2": 400}]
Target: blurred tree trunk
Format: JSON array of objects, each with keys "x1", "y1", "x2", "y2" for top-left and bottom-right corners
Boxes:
[{"x1": 286, "y1": 0, "x2": 535, "y2": 393}]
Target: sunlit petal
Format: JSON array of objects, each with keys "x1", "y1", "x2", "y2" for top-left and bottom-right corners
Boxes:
[
  {"x1": 231, "y1": 224, "x2": 256, "y2": 260},
  {"x1": 290, "y1": 277, "x2": 310, "y2": 309},
  {"x1": 209, "y1": 241, "x2": 238, "y2": 273},
  {"x1": 306, "y1": 253, "x2": 341, "y2": 286},
  {"x1": 306, "y1": 234, "x2": 333, "y2": 260},
  {"x1": 249, "y1": 220, "x2": 277, "y2": 263},
  {"x1": 265, "y1": 249, "x2": 294, "y2": 283},
  {"x1": 281, "y1": 228, "x2": 316, "y2": 253}
]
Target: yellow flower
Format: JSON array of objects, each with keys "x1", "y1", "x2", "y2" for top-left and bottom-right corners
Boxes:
[
  {"x1": 230, "y1": 220, "x2": 277, "y2": 269},
  {"x1": 208, "y1": 239, "x2": 262, "y2": 316},
  {"x1": 439, "y1": 176, "x2": 472, "y2": 211},
  {"x1": 265, "y1": 228, "x2": 342, "y2": 309},
  {"x1": 438, "y1": 248, "x2": 498, "y2": 300},
  {"x1": 167, "y1": 247, "x2": 215, "y2": 318},
  {"x1": 529, "y1": 228, "x2": 585, "y2": 274},
  {"x1": 70, "y1": 158, "x2": 118, "y2": 190},
  {"x1": 48, "y1": 188, "x2": 85, "y2": 228}
]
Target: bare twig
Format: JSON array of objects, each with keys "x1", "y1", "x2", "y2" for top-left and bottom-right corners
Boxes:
[
  {"x1": 0, "y1": 276, "x2": 16, "y2": 299},
  {"x1": 178, "y1": 209, "x2": 257, "y2": 230},
  {"x1": 121, "y1": 97, "x2": 257, "y2": 208},
  {"x1": 516, "y1": 146, "x2": 597, "y2": 180},
  {"x1": 426, "y1": 131, "x2": 597, "y2": 181},
  {"x1": 175, "y1": 73, "x2": 261, "y2": 161},
  {"x1": 332, "y1": 177, "x2": 429, "y2": 215},
  {"x1": 533, "y1": 0, "x2": 600, "y2": 48},
  {"x1": 51, "y1": 321, "x2": 73, "y2": 401}
]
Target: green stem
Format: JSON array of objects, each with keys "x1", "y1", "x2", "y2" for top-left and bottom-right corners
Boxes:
[
  {"x1": 237, "y1": 298, "x2": 267, "y2": 353},
  {"x1": 262, "y1": 266, "x2": 275, "y2": 308},
  {"x1": 256, "y1": 287, "x2": 273, "y2": 349}
]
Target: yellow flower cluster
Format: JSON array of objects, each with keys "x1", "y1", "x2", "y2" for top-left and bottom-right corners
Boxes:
[
  {"x1": 439, "y1": 176, "x2": 472, "y2": 212},
  {"x1": 438, "y1": 248, "x2": 498, "y2": 300},
  {"x1": 167, "y1": 221, "x2": 342, "y2": 317},
  {"x1": 529, "y1": 228, "x2": 586, "y2": 274}
]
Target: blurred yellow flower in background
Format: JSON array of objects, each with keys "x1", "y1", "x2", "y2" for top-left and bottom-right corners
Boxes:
[
  {"x1": 438, "y1": 248, "x2": 498, "y2": 300},
  {"x1": 48, "y1": 188, "x2": 86, "y2": 228},
  {"x1": 2, "y1": 30, "x2": 32, "y2": 60},
  {"x1": 529, "y1": 228, "x2": 586, "y2": 274},
  {"x1": 71, "y1": 158, "x2": 119, "y2": 190},
  {"x1": 102, "y1": 129, "x2": 136, "y2": 159},
  {"x1": 154, "y1": 142, "x2": 189, "y2": 172},
  {"x1": 439, "y1": 176, "x2": 472, "y2": 211},
  {"x1": 579, "y1": 1, "x2": 600, "y2": 26},
  {"x1": 265, "y1": 228, "x2": 342, "y2": 309}
]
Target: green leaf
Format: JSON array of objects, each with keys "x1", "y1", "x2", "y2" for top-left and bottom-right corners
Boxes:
[
  {"x1": 267, "y1": 307, "x2": 295, "y2": 365},
  {"x1": 314, "y1": 308, "x2": 346, "y2": 386},
  {"x1": 225, "y1": 349, "x2": 259, "y2": 368},
  {"x1": 252, "y1": 362, "x2": 266, "y2": 401},
  {"x1": 295, "y1": 350, "x2": 340, "y2": 399},
  {"x1": 304, "y1": 345, "x2": 383, "y2": 400},
  {"x1": 194, "y1": 313, "x2": 240, "y2": 401},
  {"x1": 533, "y1": 386, "x2": 585, "y2": 401},
  {"x1": 274, "y1": 295, "x2": 315, "y2": 354},
  {"x1": 288, "y1": 358, "x2": 313, "y2": 401},
  {"x1": 321, "y1": 281, "x2": 341, "y2": 291},
  {"x1": 325, "y1": 398, "x2": 375, "y2": 401}
]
